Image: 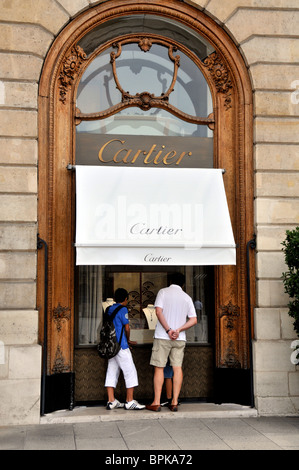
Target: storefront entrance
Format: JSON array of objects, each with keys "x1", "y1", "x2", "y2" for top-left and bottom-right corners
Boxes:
[
  {"x1": 37, "y1": 1, "x2": 254, "y2": 414},
  {"x1": 74, "y1": 266, "x2": 214, "y2": 403}
]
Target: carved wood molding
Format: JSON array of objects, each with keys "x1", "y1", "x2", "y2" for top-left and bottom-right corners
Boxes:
[
  {"x1": 58, "y1": 45, "x2": 87, "y2": 104},
  {"x1": 53, "y1": 303, "x2": 71, "y2": 332},
  {"x1": 52, "y1": 345, "x2": 71, "y2": 374},
  {"x1": 74, "y1": 34, "x2": 215, "y2": 126},
  {"x1": 203, "y1": 51, "x2": 233, "y2": 110},
  {"x1": 218, "y1": 302, "x2": 242, "y2": 368},
  {"x1": 221, "y1": 340, "x2": 241, "y2": 369},
  {"x1": 219, "y1": 301, "x2": 240, "y2": 331}
]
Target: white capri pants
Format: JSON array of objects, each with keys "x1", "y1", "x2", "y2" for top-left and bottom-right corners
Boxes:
[{"x1": 105, "y1": 348, "x2": 138, "y2": 389}]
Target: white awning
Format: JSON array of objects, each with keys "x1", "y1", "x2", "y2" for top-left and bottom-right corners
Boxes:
[{"x1": 75, "y1": 166, "x2": 236, "y2": 266}]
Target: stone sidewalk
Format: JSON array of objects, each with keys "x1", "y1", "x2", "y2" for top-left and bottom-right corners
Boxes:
[{"x1": 0, "y1": 403, "x2": 299, "y2": 450}]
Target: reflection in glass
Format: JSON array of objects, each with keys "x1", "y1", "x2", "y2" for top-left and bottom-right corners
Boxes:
[
  {"x1": 76, "y1": 43, "x2": 213, "y2": 138},
  {"x1": 78, "y1": 14, "x2": 215, "y2": 60}
]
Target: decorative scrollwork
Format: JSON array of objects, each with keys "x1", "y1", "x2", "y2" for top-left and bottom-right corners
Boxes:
[
  {"x1": 219, "y1": 301, "x2": 240, "y2": 332},
  {"x1": 53, "y1": 303, "x2": 71, "y2": 332},
  {"x1": 75, "y1": 35, "x2": 214, "y2": 126},
  {"x1": 221, "y1": 340, "x2": 241, "y2": 368},
  {"x1": 59, "y1": 45, "x2": 87, "y2": 104},
  {"x1": 203, "y1": 51, "x2": 233, "y2": 110},
  {"x1": 138, "y1": 37, "x2": 153, "y2": 52},
  {"x1": 110, "y1": 37, "x2": 180, "y2": 107},
  {"x1": 52, "y1": 345, "x2": 70, "y2": 374}
]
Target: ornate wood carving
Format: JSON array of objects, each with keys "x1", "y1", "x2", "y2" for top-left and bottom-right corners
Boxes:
[
  {"x1": 53, "y1": 303, "x2": 71, "y2": 332},
  {"x1": 203, "y1": 51, "x2": 233, "y2": 110},
  {"x1": 111, "y1": 37, "x2": 180, "y2": 104},
  {"x1": 59, "y1": 45, "x2": 87, "y2": 104},
  {"x1": 219, "y1": 301, "x2": 240, "y2": 332},
  {"x1": 222, "y1": 340, "x2": 241, "y2": 369},
  {"x1": 75, "y1": 35, "x2": 215, "y2": 126},
  {"x1": 218, "y1": 302, "x2": 241, "y2": 368},
  {"x1": 52, "y1": 345, "x2": 70, "y2": 374}
]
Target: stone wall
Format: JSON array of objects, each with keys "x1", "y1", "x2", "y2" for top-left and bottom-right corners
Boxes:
[
  {"x1": 0, "y1": 0, "x2": 298, "y2": 424},
  {"x1": 192, "y1": 0, "x2": 299, "y2": 415}
]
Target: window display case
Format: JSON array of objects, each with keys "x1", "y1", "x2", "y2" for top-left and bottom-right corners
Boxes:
[{"x1": 76, "y1": 265, "x2": 213, "y2": 346}]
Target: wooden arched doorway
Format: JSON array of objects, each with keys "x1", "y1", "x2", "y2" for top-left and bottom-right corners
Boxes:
[{"x1": 37, "y1": 0, "x2": 254, "y2": 413}]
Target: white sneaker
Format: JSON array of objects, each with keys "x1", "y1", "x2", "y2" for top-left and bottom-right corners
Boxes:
[
  {"x1": 106, "y1": 399, "x2": 124, "y2": 410},
  {"x1": 125, "y1": 400, "x2": 145, "y2": 410}
]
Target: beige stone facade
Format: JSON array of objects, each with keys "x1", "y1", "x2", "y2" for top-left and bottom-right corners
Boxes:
[{"x1": 0, "y1": 0, "x2": 298, "y2": 424}]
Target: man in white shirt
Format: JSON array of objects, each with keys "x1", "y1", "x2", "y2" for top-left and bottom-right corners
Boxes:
[{"x1": 146, "y1": 272, "x2": 197, "y2": 412}]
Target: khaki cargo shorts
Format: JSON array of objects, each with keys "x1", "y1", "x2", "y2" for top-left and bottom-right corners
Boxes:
[{"x1": 150, "y1": 338, "x2": 186, "y2": 368}]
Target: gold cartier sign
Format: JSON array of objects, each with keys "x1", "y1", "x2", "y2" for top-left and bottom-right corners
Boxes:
[
  {"x1": 98, "y1": 138, "x2": 191, "y2": 166},
  {"x1": 76, "y1": 133, "x2": 213, "y2": 168}
]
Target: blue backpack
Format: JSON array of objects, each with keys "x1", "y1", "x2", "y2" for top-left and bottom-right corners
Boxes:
[{"x1": 97, "y1": 305, "x2": 125, "y2": 359}]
